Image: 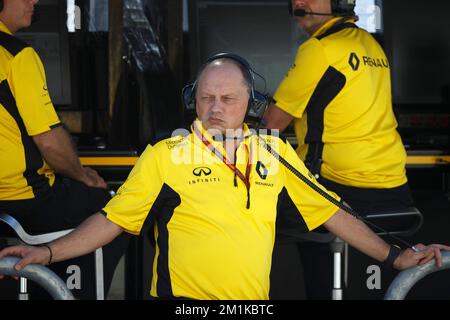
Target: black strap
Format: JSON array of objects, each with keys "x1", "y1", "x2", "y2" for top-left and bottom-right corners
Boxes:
[
  {"x1": 303, "y1": 19, "x2": 356, "y2": 176},
  {"x1": 316, "y1": 19, "x2": 358, "y2": 41},
  {"x1": 304, "y1": 142, "x2": 324, "y2": 177},
  {"x1": 303, "y1": 66, "x2": 346, "y2": 178},
  {"x1": 0, "y1": 31, "x2": 29, "y2": 56},
  {"x1": 382, "y1": 245, "x2": 402, "y2": 270}
]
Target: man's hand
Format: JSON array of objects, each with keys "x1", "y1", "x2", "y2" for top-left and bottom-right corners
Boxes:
[
  {"x1": 395, "y1": 244, "x2": 450, "y2": 270},
  {"x1": 0, "y1": 245, "x2": 51, "y2": 279},
  {"x1": 80, "y1": 167, "x2": 107, "y2": 189}
]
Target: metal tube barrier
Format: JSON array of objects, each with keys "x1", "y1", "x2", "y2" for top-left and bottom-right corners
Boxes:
[
  {"x1": 384, "y1": 251, "x2": 450, "y2": 300},
  {"x1": 330, "y1": 237, "x2": 345, "y2": 300},
  {"x1": 0, "y1": 256, "x2": 75, "y2": 300}
]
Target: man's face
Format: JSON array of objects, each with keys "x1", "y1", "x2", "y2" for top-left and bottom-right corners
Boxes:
[
  {"x1": 0, "y1": 0, "x2": 39, "y2": 34},
  {"x1": 291, "y1": 0, "x2": 333, "y2": 35},
  {"x1": 196, "y1": 61, "x2": 250, "y2": 133}
]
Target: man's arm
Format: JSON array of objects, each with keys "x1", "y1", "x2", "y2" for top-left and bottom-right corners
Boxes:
[
  {"x1": 263, "y1": 102, "x2": 295, "y2": 132},
  {"x1": 0, "y1": 213, "x2": 123, "y2": 272},
  {"x1": 32, "y1": 126, "x2": 106, "y2": 188},
  {"x1": 324, "y1": 209, "x2": 450, "y2": 269}
]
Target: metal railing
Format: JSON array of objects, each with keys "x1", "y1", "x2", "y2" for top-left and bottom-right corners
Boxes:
[
  {"x1": 1, "y1": 213, "x2": 104, "y2": 300},
  {"x1": 385, "y1": 251, "x2": 450, "y2": 300},
  {"x1": 0, "y1": 256, "x2": 75, "y2": 300}
]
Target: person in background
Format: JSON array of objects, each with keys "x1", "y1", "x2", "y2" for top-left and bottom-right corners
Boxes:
[
  {"x1": 264, "y1": 0, "x2": 417, "y2": 299},
  {"x1": 0, "y1": 0, "x2": 129, "y2": 299}
]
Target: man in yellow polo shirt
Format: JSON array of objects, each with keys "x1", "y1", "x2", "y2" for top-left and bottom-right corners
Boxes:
[
  {"x1": 1, "y1": 54, "x2": 446, "y2": 300},
  {"x1": 0, "y1": 0, "x2": 128, "y2": 299},
  {"x1": 264, "y1": 0, "x2": 413, "y2": 299}
]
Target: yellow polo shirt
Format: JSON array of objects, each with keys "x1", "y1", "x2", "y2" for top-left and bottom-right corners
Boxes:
[{"x1": 104, "y1": 120, "x2": 341, "y2": 300}]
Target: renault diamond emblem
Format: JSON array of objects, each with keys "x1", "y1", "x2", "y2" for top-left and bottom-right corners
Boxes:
[
  {"x1": 256, "y1": 162, "x2": 268, "y2": 180},
  {"x1": 349, "y1": 52, "x2": 360, "y2": 71}
]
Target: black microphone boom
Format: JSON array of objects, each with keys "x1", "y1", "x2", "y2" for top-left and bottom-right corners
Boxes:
[{"x1": 294, "y1": 9, "x2": 335, "y2": 17}]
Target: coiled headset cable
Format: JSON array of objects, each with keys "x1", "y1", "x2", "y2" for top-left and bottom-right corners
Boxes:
[{"x1": 256, "y1": 134, "x2": 418, "y2": 252}]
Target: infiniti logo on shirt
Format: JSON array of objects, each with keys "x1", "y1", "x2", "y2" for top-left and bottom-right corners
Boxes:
[{"x1": 193, "y1": 167, "x2": 212, "y2": 177}]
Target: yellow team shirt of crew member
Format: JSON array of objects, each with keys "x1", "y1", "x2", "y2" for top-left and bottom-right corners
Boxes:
[
  {"x1": 103, "y1": 120, "x2": 340, "y2": 300},
  {"x1": 273, "y1": 17, "x2": 407, "y2": 188},
  {"x1": 0, "y1": 21, "x2": 60, "y2": 200}
]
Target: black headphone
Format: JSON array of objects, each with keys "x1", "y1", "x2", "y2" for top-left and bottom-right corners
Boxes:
[
  {"x1": 182, "y1": 53, "x2": 269, "y2": 123},
  {"x1": 288, "y1": 0, "x2": 356, "y2": 17}
]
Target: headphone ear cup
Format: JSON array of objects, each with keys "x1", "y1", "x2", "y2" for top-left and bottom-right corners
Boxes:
[
  {"x1": 246, "y1": 91, "x2": 269, "y2": 121},
  {"x1": 332, "y1": 0, "x2": 355, "y2": 16},
  {"x1": 182, "y1": 83, "x2": 196, "y2": 110}
]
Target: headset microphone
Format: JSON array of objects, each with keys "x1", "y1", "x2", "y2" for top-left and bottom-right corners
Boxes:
[{"x1": 293, "y1": 9, "x2": 335, "y2": 17}]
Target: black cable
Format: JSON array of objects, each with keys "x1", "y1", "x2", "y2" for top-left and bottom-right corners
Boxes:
[{"x1": 256, "y1": 135, "x2": 418, "y2": 251}]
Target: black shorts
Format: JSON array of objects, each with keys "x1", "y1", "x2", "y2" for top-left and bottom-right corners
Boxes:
[{"x1": 318, "y1": 177, "x2": 414, "y2": 216}]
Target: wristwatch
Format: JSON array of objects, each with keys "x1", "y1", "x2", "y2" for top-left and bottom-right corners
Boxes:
[{"x1": 382, "y1": 245, "x2": 402, "y2": 270}]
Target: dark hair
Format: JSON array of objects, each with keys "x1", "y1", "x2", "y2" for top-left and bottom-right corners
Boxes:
[
  {"x1": 0, "y1": 0, "x2": 3, "y2": 12},
  {"x1": 331, "y1": 0, "x2": 356, "y2": 16}
]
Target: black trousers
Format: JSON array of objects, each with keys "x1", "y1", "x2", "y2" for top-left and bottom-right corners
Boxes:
[
  {"x1": 277, "y1": 177, "x2": 414, "y2": 300},
  {"x1": 0, "y1": 176, "x2": 130, "y2": 300}
]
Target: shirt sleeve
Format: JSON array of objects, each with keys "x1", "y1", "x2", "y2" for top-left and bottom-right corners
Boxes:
[
  {"x1": 9, "y1": 47, "x2": 60, "y2": 136},
  {"x1": 273, "y1": 38, "x2": 329, "y2": 118},
  {"x1": 281, "y1": 140, "x2": 340, "y2": 231},
  {"x1": 102, "y1": 145, "x2": 165, "y2": 235}
]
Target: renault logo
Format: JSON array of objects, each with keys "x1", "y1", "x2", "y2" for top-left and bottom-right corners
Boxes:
[
  {"x1": 193, "y1": 167, "x2": 212, "y2": 177},
  {"x1": 256, "y1": 162, "x2": 268, "y2": 180},
  {"x1": 349, "y1": 52, "x2": 360, "y2": 71}
]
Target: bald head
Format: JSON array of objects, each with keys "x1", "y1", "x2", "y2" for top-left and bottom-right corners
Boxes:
[{"x1": 197, "y1": 59, "x2": 252, "y2": 94}]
